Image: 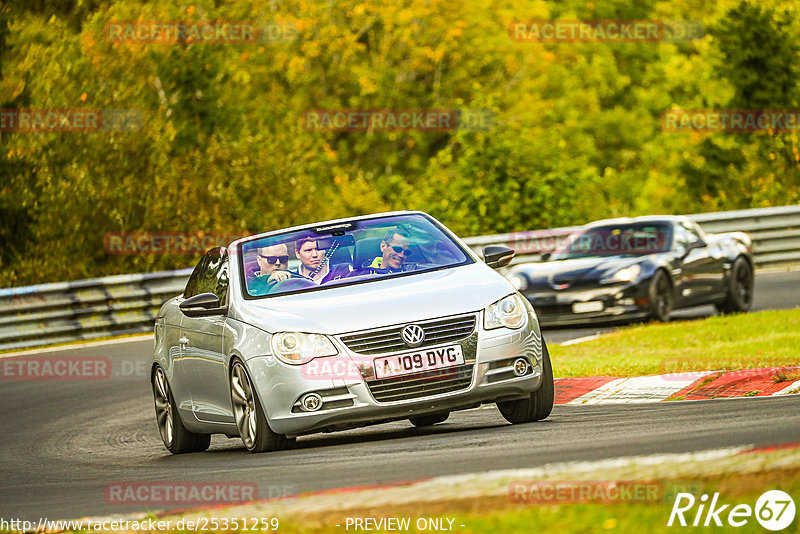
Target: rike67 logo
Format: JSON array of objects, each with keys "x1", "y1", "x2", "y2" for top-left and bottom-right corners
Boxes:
[{"x1": 668, "y1": 490, "x2": 795, "y2": 531}]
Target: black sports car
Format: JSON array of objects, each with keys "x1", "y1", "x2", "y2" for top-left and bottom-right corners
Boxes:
[{"x1": 507, "y1": 216, "x2": 754, "y2": 326}]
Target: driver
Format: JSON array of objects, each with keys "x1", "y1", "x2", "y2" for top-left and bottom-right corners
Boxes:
[
  {"x1": 351, "y1": 227, "x2": 413, "y2": 276},
  {"x1": 248, "y1": 243, "x2": 289, "y2": 295}
]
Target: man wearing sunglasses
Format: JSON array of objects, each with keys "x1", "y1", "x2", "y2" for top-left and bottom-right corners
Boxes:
[
  {"x1": 352, "y1": 227, "x2": 414, "y2": 276},
  {"x1": 248, "y1": 243, "x2": 290, "y2": 295}
]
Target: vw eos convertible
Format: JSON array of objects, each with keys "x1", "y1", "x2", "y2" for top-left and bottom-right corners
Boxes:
[{"x1": 152, "y1": 211, "x2": 554, "y2": 454}]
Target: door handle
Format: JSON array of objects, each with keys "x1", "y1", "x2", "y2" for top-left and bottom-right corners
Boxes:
[{"x1": 179, "y1": 336, "x2": 189, "y2": 345}]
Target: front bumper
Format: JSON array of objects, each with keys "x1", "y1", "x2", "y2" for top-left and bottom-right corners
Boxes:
[
  {"x1": 247, "y1": 311, "x2": 544, "y2": 436},
  {"x1": 522, "y1": 281, "x2": 651, "y2": 326}
]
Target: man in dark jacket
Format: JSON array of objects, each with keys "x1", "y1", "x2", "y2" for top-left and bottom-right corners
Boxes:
[{"x1": 267, "y1": 237, "x2": 353, "y2": 288}]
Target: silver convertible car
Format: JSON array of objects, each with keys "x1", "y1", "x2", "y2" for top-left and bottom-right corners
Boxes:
[{"x1": 152, "y1": 211, "x2": 553, "y2": 454}]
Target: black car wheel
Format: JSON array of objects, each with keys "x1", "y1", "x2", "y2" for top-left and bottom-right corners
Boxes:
[
  {"x1": 230, "y1": 360, "x2": 295, "y2": 453},
  {"x1": 497, "y1": 338, "x2": 554, "y2": 424},
  {"x1": 152, "y1": 366, "x2": 211, "y2": 454},
  {"x1": 649, "y1": 269, "x2": 673, "y2": 322},
  {"x1": 716, "y1": 257, "x2": 754, "y2": 314},
  {"x1": 409, "y1": 413, "x2": 450, "y2": 427}
]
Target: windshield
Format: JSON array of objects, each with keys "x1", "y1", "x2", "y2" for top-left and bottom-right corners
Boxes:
[
  {"x1": 550, "y1": 222, "x2": 673, "y2": 260},
  {"x1": 239, "y1": 213, "x2": 473, "y2": 298}
]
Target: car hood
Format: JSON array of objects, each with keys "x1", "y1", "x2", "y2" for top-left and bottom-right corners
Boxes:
[
  {"x1": 232, "y1": 263, "x2": 513, "y2": 335},
  {"x1": 511, "y1": 256, "x2": 646, "y2": 287}
]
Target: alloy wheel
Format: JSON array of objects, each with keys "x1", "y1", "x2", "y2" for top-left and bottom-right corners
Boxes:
[
  {"x1": 231, "y1": 362, "x2": 257, "y2": 449},
  {"x1": 153, "y1": 367, "x2": 173, "y2": 447}
]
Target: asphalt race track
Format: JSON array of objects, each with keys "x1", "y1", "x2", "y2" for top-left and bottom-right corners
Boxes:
[{"x1": 1, "y1": 269, "x2": 798, "y2": 521}]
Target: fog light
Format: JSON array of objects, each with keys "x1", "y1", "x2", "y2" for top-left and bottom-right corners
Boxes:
[
  {"x1": 301, "y1": 393, "x2": 322, "y2": 411},
  {"x1": 513, "y1": 358, "x2": 529, "y2": 377}
]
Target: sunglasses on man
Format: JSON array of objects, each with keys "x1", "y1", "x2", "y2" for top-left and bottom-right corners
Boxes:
[
  {"x1": 388, "y1": 244, "x2": 413, "y2": 256},
  {"x1": 259, "y1": 254, "x2": 289, "y2": 264}
]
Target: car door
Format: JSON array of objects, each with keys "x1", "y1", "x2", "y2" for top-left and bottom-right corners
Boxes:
[
  {"x1": 167, "y1": 254, "x2": 209, "y2": 418},
  {"x1": 673, "y1": 221, "x2": 724, "y2": 306},
  {"x1": 178, "y1": 247, "x2": 234, "y2": 424}
]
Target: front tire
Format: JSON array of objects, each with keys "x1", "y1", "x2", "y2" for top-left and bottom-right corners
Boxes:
[
  {"x1": 230, "y1": 360, "x2": 294, "y2": 453},
  {"x1": 716, "y1": 257, "x2": 754, "y2": 314},
  {"x1": 649, "y1": 269, "x2": 673, "y2": 322},
  {"x1": 152, "y1": 366, "x2": 211, "y2": 454},
  {"x1": 497, "y1": 338, "x2": 554, "y2": 424},
  {"x1": 409, "y1": 413, "x2": 450, "y2": 427}
]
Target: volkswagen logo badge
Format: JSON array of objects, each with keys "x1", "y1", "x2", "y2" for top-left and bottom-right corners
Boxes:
[{"x1": 401, "y1": 324, "x2": 425, "y2": 348}]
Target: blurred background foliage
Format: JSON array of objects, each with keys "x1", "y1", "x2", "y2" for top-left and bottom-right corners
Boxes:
[{"x1": 0, "y1": 0, "x2": 798, "y2": 286}]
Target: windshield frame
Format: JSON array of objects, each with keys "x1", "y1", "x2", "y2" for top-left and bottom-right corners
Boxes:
[{"x1": 236, "y1": 212, "x2": 476, "y2": 300}]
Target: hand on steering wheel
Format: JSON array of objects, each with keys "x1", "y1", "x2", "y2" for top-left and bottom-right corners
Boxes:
[{"x1": 266, "y1": 270, "x2": 310, "y2": 291}]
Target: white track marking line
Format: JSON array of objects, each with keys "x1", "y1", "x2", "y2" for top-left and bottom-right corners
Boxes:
[
  {"x1": 559, "y1": 334, "x2": 602, "y2": 346},
  {"x1": 0, "y1": 335, "x2": 154, "y2": 359}
]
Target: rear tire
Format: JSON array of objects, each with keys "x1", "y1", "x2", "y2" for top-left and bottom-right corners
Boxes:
[
  {"x1": 152, "y1": 366, "x2": 211, "y2": 454},
  {"x1": 716, "y1": 257, "x2": 754, "y2": 314},
  {"x1": 649, "y1": 269, "x2": 673, "y2": 322},
  {"x1": 497, "y1": 338, "x2": 554, "y2": 424},
  {"x1": 230, "y1": 360, "x2": 295, "y2": 453},
  {"x1": 409, "y1": 413, "x2": 450, "y2": 427}
]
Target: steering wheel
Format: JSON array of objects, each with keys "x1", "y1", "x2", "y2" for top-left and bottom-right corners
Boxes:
[{"x1": 266, "y1": 271, "x2": 314, "y2": 293}]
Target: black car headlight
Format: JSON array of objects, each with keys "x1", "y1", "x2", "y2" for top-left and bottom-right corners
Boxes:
[{"x1": 600, "y1": 264, "x2": 642, "y2": 284}]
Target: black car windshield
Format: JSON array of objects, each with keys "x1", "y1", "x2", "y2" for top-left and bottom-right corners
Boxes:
[
  {"x1": 239, "y1": 213, "x2": 473, "y2": 298},
  {"x1": 550, "y1": 222, "x2": 673, "y2": 260}
]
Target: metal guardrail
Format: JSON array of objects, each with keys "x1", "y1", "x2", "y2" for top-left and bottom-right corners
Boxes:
[
  {"x1": 463, "y1": 204, "x2": 800, "y2": 268},
  {"x1": 0, "y1": 269, "x2": 192, "y2": 352},
  {"x1": 1, "y1": 205, "x2": 798, "y2": 352}
]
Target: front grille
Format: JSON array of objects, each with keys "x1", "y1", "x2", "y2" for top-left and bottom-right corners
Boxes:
[
  {"x1": 340, "y1": 314, "x2": 476, "y2": 355},
  {"x1": 366, "y1": 363, "x2": 474, "y2": 403}
]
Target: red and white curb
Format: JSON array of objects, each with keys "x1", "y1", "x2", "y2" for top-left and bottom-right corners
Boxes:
[{"x1": 555, "y1": 366, "x2": 800, "y2": 405}]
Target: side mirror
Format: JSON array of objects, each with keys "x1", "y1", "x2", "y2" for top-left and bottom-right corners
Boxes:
[
  {"x1": 540, "y1": 252, "x2": 552, "y2": 262},
  {"x1": 681, "y1": 240, "x2": 706, "y2": 257},
  {"x1": 179, "y1": 292, "x2": 226, "y2": 317},
  {"x1": 483, "y1": 245, "x2": 515, "y2": 269}
]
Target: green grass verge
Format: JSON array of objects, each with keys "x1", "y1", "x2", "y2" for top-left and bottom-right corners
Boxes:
[
  {"x1": 550, "y1": 308, "x2": 800, "y2": 378},
  {"x1": 175, "y1": 467, "x2": 800, "y2": 534}
]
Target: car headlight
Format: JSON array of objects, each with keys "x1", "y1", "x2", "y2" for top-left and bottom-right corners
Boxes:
[
  {"x1": 508, "y1": 273, "x2": 528, "y2": 291},
  {"x1": 484, "y1": 294, "x2": 526, "y2": 330},
  {"x1": 271, "y1": 332, "x2": 338, "y2": 365},
  {"x1": 600, "y1": 264, "x2": 642, "y2": 284}
]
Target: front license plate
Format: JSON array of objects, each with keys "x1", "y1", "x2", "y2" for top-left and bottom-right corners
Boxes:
[
  {"x1": 572, "y1": 301, "x2": 604, "y2": 313},
  {"x1": 374, "y1": 345, "x2": 465, "y2": 379}
]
